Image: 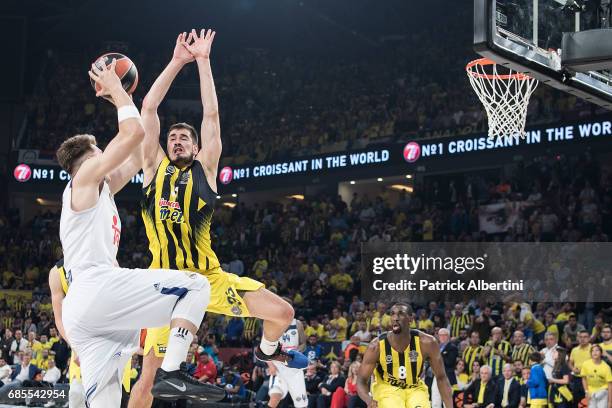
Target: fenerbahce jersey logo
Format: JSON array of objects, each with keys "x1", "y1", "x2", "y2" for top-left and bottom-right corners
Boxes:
[{"x1": 159, "y1": 197, "x2": 184, "y2": 223}]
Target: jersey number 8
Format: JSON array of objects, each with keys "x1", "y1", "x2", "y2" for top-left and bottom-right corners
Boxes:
[{"x1": 398, "y1": 366, "x2": 407, "y2": 379}]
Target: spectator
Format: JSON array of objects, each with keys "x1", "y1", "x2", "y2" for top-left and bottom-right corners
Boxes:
[
  {"x1": 598, "y1": 324, "x2": 611, "y2": 363},
  {"x1": 225, "y1": 317, "x2": 245, "y2": 347},
  {"x1": 310, "y1": 361, "x2": 344, "y2": 408},
  {"x1": 218, "y1": 367, "x2": 247, "y2": 403},
  {"x1": 563, "y1": 314, "x2": 586, "y2": 347},
  {"x1": 9, "y1": 330, "x2": 29, "y2": 365},
  {"x1": 305, "y1": 362, "x2": 324, "y2": 398},
  {"x1": 526, "y1": 352, "x2": 548, "y2": 408},
  {"x1": 330, "y1": 361, "x2": 365, "y2": 408},
  {"x1": 305, "y1": 335, "x2": 323, "y2": 362},
  {"x1": 8, "y1": 352, "x2": 38, "y2": 386},
  {"x1": 580, "y1": 344, "x2": 612, "y2": 408},
  {"x1": 329, "y1": 309, "x2": 348, "y2": 343},
  {"x1": 194, "y1": 352, "x2": 217, "y2": 384},
  {"x1": 464, "y1": 365, "x2": 498, "y2": 408},
  {"x1": 202, "y1": 334, "x2": 220, "y2": 367},
  {"x1": 42, "y1": 358, "x2": 61, "y2": 385},
  {"x1": 453, "y1": 359, "x2": 470, "y2": 394},
  {"x1": 548, "y1": 347, "x2": 573, "y2": 408},
  {"x1": 0, "y1": 358, "x2": 11, "y2": 385},
  {"x1": 483, "y1": 327, "x2": 511, "y2": 380},
  {"x1": 569, "y1": 330, "x2": 593, "y2": 401},
  {"x1": 541, "y1": 331, "x2": 559, "y2": 380},
  {"x1": 511, "y1": 330, "x2": 535, "y2": 367},
  {"x1": 497, "y1": 363, "x2": 521, "y2": 408},
  {"x1": 462, "y1": 331, "x2": 483, "y2": 377}
]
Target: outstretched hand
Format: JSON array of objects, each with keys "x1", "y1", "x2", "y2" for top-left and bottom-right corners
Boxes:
[
  {"x1": 88, "y1": 58, "x2": 122, "y2": 101},
  {"x1": 172, "y1": 31, "x2": 195, "y2": 65},
  {"x1": 182, "y1": 28, "x2": 216, "y2": 60}
]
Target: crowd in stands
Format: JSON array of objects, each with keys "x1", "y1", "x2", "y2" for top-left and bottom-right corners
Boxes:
[
  {"x1": 19, "y1": 20, "x2": 607, "y2": 164},
  {"x1": 0, "y1": 147, "x2": 610, "y2": 406}
]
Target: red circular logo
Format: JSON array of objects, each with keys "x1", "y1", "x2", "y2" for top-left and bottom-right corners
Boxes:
[
  {"x1": 14, "y1": 164, "x2": 32, "y2": 182},
  {"x1": 403, "y1": 142, "x2": 421, "y2": 163},
  {"x1": 219, "y1": 166, "x2": 233, "y2": 185}
]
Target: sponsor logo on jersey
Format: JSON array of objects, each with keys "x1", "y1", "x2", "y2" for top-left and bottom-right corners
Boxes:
[
  {"x1": 159, "y1": 198, "x2": 184, "y2": 223},
  {"x1": 409, "y1": 350, "x2": 419, "y2": 362},
  {"x1": 165, "y1": 165, "x2": 176, "y2": 176},
  {"x1": 179, "y1": 172, "x2": 190, "y2": 184},
  {"x1": 231, "y1": 305, "x2": 242, "y2": 316},
  {"x1": 385, "y1": 354, "x2": 393, "y2": 364},
  {"x1": 112, "y1": 215, "x2": 121, "y2": 246}
]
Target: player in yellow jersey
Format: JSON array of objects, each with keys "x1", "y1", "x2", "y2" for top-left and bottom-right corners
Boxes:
[
  {"x1": 130, "y1": 30, "x2": 306, "y2": 408},
  {"x1": 49, "y1": 260, "x2": 133, "y2": 407},
  {"x1": 357, "y1": 303, "x2": 453, "y2": 408}
]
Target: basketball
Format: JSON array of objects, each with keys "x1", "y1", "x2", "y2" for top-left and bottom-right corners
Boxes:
[{"x1": 90, "y1": 52, "x2": 138, "y2": 95}]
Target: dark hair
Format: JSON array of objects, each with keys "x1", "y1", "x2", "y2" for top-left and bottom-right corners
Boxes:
[
  {"x1": 168, "y1": 122, "x2": 199, "y2": 148},
  {"x1": 529, "y1": 352, "x2": 543, "y2": 363},
  {"x1": 578, "y1": 329, "x2": 590, "y2": 335},
  {"x1": 552, "y1": 347, "x2": 569, "y2": 376},
  {"x1": 56, "y1": 134, "x2": 97, "y2": 174}
]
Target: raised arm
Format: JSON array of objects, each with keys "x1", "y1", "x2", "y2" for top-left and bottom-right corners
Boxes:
[
  {"x1": 48, "y1": 266, "x2": 67, "y2": 343},
  {"x1": 141, "y1": 32, "x2": 195, "y2": 185},
  {"x1": 73, "y1": 60, "x2": 144, "y2": 209},
  {"x1": 357, "y1": 339, "x2": 379, "y2": 408},
  {"x1": 183, "y1": 29, "x2": 222, "y2": 189}
]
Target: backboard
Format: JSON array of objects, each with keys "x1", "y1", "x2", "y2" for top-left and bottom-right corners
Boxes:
[{"x1": 474, "y1": 0, "x2": 612, "y2": 109}]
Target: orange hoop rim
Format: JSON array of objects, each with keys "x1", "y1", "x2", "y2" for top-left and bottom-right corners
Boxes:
[{"x1": 466, "y1": 58, "x2": 534, "y2": 81}]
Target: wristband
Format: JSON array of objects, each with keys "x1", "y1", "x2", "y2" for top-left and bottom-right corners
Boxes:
[{"x1": 117, "y1": 105, "x2": 141, "y2": 123}]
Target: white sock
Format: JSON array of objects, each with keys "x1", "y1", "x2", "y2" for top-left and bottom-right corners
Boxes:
[
  {"x1": 161, "y1": 327, "x2": 193, "y2": 372},
  {"x1": 260, "y1": 334, "x2": 279, "y2": 356}
]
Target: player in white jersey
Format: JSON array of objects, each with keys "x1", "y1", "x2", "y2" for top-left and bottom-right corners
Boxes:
[
  {"x1": 268, "y1": 299, "x2": 308, "y2": 408},
  {"x1": 56, "y1": 59, "x2": 224, "y2": 407}
]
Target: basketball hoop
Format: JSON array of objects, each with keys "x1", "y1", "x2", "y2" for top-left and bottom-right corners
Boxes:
[{"x1": 466, "y1": 58, "x2": 538, "y2": 142}]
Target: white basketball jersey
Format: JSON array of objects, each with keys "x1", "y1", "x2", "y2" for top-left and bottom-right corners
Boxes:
[
  {"x1": 60, "y1": 181, "x2": 121, "y2": 280},
  {"x1": 280, "y1": 319, "x2": 300, "y2": 351}
]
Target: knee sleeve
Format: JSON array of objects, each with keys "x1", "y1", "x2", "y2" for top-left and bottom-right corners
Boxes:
[{"x1": 171, "y1": 274, "x2": 210, "y2": 327}]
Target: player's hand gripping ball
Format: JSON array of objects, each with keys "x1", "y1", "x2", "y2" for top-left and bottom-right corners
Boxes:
[{"x1": 89, "y1": 53, "x2": 138, "y2": 101}]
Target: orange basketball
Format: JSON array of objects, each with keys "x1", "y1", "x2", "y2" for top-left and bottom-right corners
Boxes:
[{"x1": 90, "y1": 52, "x2": 138, "y2": 95}]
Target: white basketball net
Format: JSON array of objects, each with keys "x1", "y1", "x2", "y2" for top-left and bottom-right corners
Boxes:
[{"x1": 466, "y1": 59, "x2": 538, "y2": 142}]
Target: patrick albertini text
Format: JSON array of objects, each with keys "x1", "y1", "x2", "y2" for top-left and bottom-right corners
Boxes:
[{"x1": 372, "y1": 253, "x2": 487, "y2": 275}]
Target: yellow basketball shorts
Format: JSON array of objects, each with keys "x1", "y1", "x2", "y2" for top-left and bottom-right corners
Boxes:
[
  {"x1": 372, "y1": 381, "x2": 431, "y2": 408},
  {"x1": 144, "y1": 267, "x2": 264, "y2": 357}
]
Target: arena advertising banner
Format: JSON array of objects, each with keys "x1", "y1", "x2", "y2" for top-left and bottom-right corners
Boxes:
[{"x1": 9, "y1": 116, "x2": 612, "y2": 195}]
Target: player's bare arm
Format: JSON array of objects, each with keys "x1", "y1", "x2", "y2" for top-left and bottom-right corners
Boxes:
[
  {"x1": 72, "y1": 60, "x2": 144, "y2": 210},
  {"x1": 357, "y1": 338, "x2": 379, "y2": 408},
  {"x1": 183, "y1": 29, "x2": 221, "y2": 191},
  {"x1": 141, "y1": 32, "x2": 195, "y2": 186},
  {"x1": 48, "y1": 266, "x2": 68, "y2": 343},
  {"x1": 297, "y1": 320, "x2": 307, "y2": 352},
  {"x1": 421, "y1": 333, "x2": 454, "y2": 408}
]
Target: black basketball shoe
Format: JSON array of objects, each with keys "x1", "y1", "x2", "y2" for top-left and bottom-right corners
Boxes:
[
  {"x1": 151, "y1": 363, "x2": 226, "y2": 402},
  {"x1": 254, "y1": 344, "x2": 309, "y2": 369}
]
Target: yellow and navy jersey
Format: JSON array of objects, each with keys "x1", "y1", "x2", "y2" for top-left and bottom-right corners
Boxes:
[
  {"x1": 141, "y1": 157, "x2": 220, "y2": 271},
  {"x1": 462, "y1": 345, "x2": 483, "y2": 375},
  {"x1": 374, "y1": 330, "x2": 424, "y2": 389},
  {"x1": 512, "y1": 343, "x2": 535, "y2": 366},
  {"x1": 449, "y1": 313, "x2": 471, "y2": 338},
  {"x1": 56, "y1": 258, "x2": 71, "y2": 294},
  {"x1": 485, "y1": 339, "x2": 512, "y2": 376}
]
